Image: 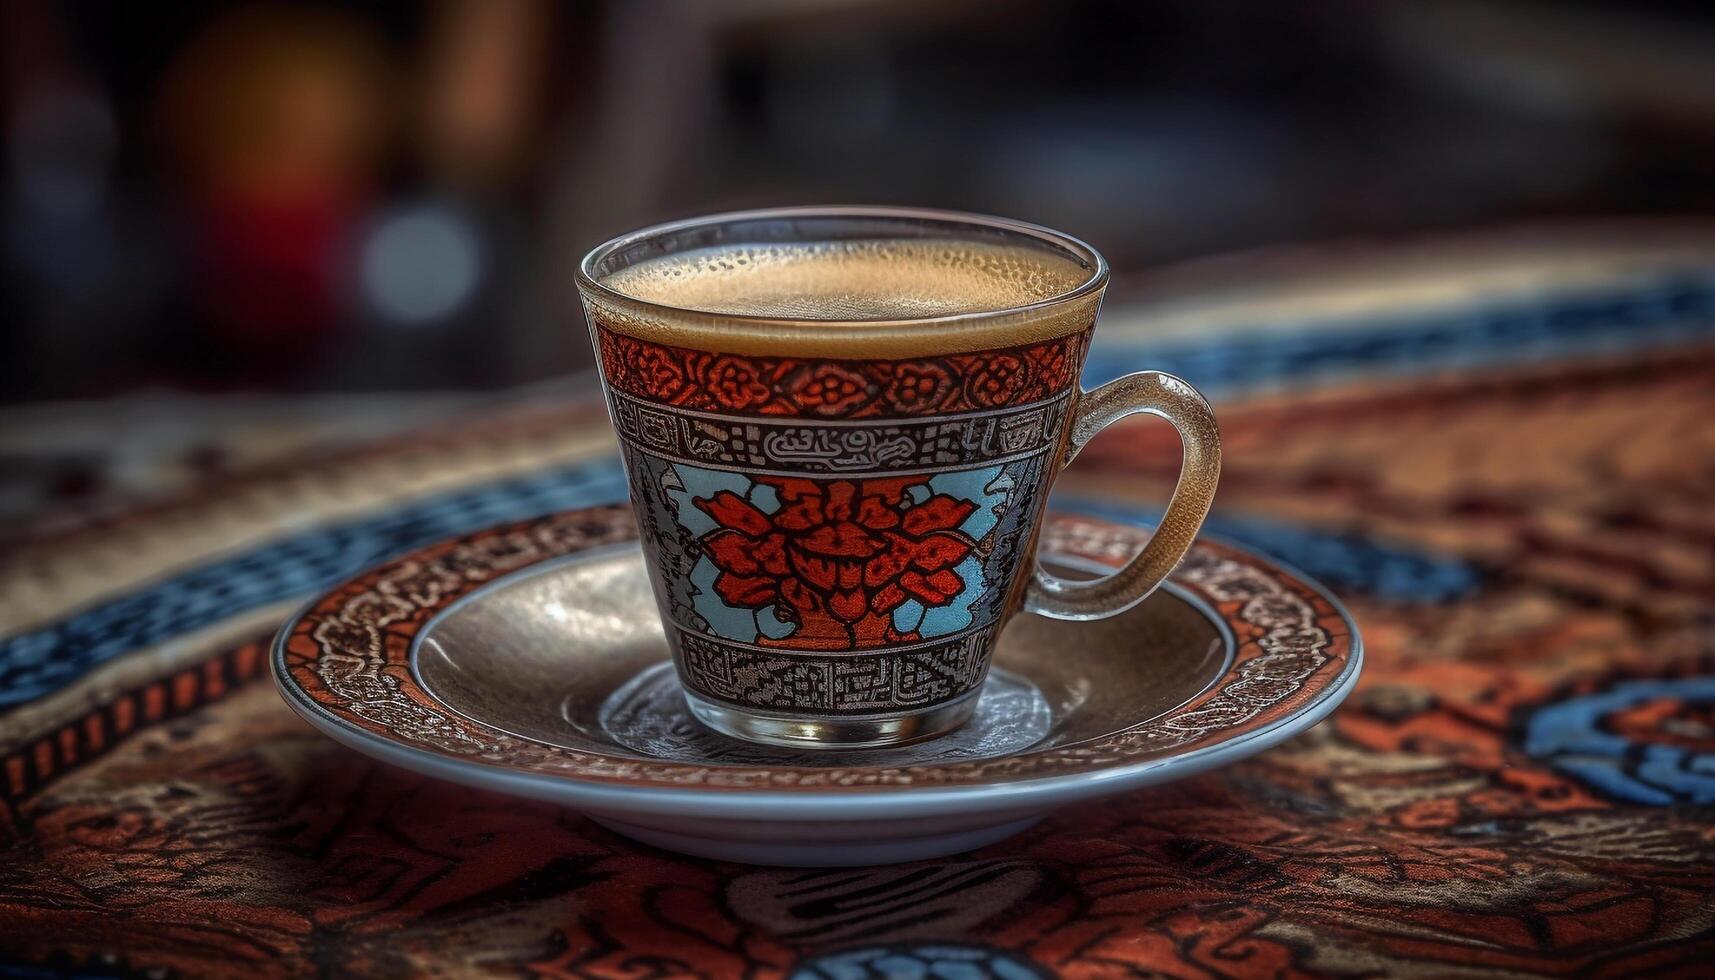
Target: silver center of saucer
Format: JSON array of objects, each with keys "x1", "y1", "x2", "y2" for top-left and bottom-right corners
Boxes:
[{"x1": 597, "y1": 663, "x2": 1053, "y2": 766}]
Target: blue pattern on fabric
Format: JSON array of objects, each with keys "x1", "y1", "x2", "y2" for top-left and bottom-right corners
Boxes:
[
  {"x1": 0, "y1": 459, "x2": 630, "y2": 709},
  {"x1": 1082, "y1": 272, "x2": 1715, "y2": 393},
  {"x1": 1053, "y1": 497, "x2": 1481, "y2": 603},
  {"x1": 1522, "y1": 677, "x2": 1715, "y2": 806},
  {"x1": 791, "y1": 944, "x2": 1046, "y2": 980}
]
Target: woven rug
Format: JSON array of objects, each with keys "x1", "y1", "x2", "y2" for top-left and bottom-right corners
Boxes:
[{"x1": 3, "y1": 227, "x2": 1714, "y2": 978}]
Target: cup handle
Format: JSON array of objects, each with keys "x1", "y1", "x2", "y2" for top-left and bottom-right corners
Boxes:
[{"x1": 1024, "y1": 371, "x2": 1221, "y2": 621}]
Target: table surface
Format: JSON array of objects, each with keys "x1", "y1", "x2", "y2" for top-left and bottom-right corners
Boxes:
[{"x1": 4, "y1": 226, "x2": 1715, "y2": 978}]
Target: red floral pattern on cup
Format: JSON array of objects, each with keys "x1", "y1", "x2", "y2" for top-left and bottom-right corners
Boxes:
[
  {"x1": 627, "y1": 342, "x2": 691, "y2": 402},
  {"x1": 885, "y1": 362, "x2": 955, "y2": 413},
  {"x1": 694, "y1": 477, "x2": 977, "y2": 649},
  {"x1": 596, "y1": 327, "x2": 1086, "y2": 418},
  {"x1": 703, "y1": 356, "x2": 771, "y2": 411},
  {"x1": 782, "y1": 364, "x2": 874, "y2": 417},
  {"x1": 963, "y1": 353, "x2": 1029, "y2": 408}
]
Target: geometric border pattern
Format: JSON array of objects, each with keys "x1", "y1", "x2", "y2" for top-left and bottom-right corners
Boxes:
[
  {"x1": 607, "y1": 388, "x2": 1071, "y2": 476},
  {"x1": 1, "y1": 639, "x2": 271, "y2": 808},
  {"x1": 674, "y1": 625, "x2": 997, "y2": 714}
]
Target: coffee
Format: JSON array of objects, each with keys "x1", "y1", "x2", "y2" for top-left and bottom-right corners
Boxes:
[{"x1": 599, "y1": 238, "x2": 1092, "y2": 321}]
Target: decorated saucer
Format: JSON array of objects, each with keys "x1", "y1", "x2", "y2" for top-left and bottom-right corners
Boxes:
[{"x1": 272, "y1": 505, "x2": 1360, "y2": 866}]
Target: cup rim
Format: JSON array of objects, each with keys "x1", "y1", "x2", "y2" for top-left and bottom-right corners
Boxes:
[{"x1": 575, "y1": 205, "x2": 1111, "y2": 337}]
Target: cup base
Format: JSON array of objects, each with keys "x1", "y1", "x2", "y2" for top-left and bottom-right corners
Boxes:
[{"x1": 683, "y1": 689, "x2": 982, "y2": 750}]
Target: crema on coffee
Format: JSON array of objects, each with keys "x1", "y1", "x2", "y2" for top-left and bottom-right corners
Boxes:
[
  {"x1": 599, "y1": 239, "x2": 1093, "y2": 321},
  {"x1": 584, "y1": 233, "x2": 1103, "y2": 356}
]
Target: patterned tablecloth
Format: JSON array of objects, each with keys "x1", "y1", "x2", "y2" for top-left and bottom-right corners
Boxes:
[{"x1": 4, "y1": 226, "x2": 1715, "y2": 978}]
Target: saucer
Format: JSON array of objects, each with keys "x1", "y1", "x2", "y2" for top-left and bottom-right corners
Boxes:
[{"x1": 272, "y1": 505, "x2": 1361, "y2": 866}]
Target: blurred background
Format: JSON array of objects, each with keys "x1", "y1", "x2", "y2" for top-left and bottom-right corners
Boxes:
[{"x1": 6, "y1": 0, "x2": 1715, "y2": 536}]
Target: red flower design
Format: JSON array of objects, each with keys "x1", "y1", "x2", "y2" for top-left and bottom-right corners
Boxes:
[
  {"x1": 963, "y1": 353, "x2": 1031, "y2": 408},
  {"x1": 885, "y1": 362, "x2": 953, "y2": 413},
  {"x1": 625, "y1": 341, "x2": 691, "y2": 402},
  {"x1": 701, "y1": 355, "x2": 772, "y2": 411},
  {"x1": 783, "y1": 364, "x2": 873, "y2": 417},
  {"x1": 1026, "y1": 337, "x2": 1076, "y2": 389},
  {"x1": 694, "y1": 477, "x2": 978, "y2": 649},
  {"x1": 597, "y1": 327, "x2": 1086, "y2": 417}
]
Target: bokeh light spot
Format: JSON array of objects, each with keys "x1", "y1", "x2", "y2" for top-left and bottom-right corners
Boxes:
[{"x1": 360, "y1": 205, "x2": 483, "y2": 326}]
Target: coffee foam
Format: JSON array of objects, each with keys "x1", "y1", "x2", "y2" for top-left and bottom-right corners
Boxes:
[{"x1": 585, "y1": 237, "x2": 1103, "y2": 356}]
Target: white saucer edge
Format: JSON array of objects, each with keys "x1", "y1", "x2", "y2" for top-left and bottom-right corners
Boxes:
[{"x1": 275, "y1": 650, "x2": 1358, "y2": 816}]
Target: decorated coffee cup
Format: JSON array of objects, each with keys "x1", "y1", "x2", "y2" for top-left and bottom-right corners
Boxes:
[{"x1": 577, "y1": 206, "x2": 1220, "y2": 748}]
